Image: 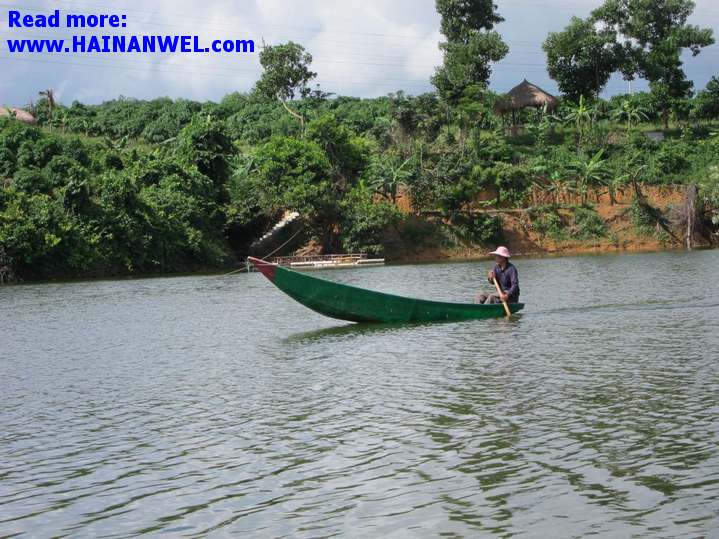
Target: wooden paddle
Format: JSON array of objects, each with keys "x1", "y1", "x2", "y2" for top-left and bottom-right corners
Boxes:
[{"x1": 493, "y1": 277, "x2": 512, "y2": 317}]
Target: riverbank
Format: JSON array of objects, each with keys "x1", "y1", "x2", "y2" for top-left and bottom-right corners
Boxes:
[
  {"x1": 385, "y1": 184, "x2": 716, "y2": 263},
  {"x1": 1, "y1": 173, "x2": 714, "y2": 285}
]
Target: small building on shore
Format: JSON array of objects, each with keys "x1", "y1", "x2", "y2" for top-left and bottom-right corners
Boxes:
[
  {"x1": 0, "y1": 107, "x2": 37, "y2": 124},
  {"x1": 495, "y1": 80, "x2": 559, "y2": 126}
]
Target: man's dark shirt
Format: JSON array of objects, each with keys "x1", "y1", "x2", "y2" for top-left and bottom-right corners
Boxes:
[{"x1": 492, "y1": 262, "x2": 520, "y2": 303}]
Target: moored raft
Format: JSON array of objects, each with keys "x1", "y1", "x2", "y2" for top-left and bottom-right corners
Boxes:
[
  {"x1": 248, "y1": 257, "x2": 524, "y2": 323},
  {"x1": 275, "y1": 254, "x2": 385, "y2": 270}
]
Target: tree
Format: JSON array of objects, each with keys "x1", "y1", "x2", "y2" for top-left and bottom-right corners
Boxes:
[
  {"x1": 435, "y1": 0, "x2": 504, "y2": 41},
  {"x1": 431, "y1": 0, "x2": 509, "y2": 103},
  {"x1": 255, "y1": 41, "x2": 317, "y2": 128},
  {"x1": 139, "y1": 161, "x2": 230, "y2": 269},
  {"x1": 175, "y1": 118, "x2": 235, "y2": 194},
  {"x1": 234, "y1": 136, "x2": 346, "y2": 250},
  {"x1": 543, "y1": 17, "x2": 622, "y2": 101},
  {"x1": 340, "y1": 182, "x2": 401, "y2": 256},
  {"x1": 693, "y1": 76, "x2": 719, "y2": 120},
  {"x1": 592, "y1": 0, "x2": 715, "y2": 128},
  {"x1": 244, "y1": 136, "x2": 331, "y2": 216},
  {"x1": 305, "y1": 113, "x2": 368, "y2": 184}
]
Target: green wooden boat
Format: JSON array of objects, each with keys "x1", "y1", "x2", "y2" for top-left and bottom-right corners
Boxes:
[{"x1": 248, "y1": 257, "x2": 524, "y2": 323}]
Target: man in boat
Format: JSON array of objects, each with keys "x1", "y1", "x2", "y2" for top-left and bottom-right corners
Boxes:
[{"x1": 477, "y1": 246, "x2": 520, "y2": 305}]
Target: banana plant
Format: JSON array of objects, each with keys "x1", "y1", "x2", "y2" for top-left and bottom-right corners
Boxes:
[
  {"x1": 611, "y1": 100, "x2": 649, "y2": 131},
  {"x1": 570, "y1": 149, "x2": 609, "y2": 204},
  {"x1": 367, "y1": 152, "x2": 414, "y2": 204},
  {"x1": 563, "y1": 95, "x2": 597, "y2": 145}
]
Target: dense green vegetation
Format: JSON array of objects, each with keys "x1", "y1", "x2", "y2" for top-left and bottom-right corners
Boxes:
[{"x1": 1, "y1": 0, "x2": 718, "y2": 282}]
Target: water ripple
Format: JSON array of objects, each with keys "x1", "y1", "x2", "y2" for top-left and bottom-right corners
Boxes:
[{"x1": 1, "y1": 250, "x2": 718, "y2": 537}]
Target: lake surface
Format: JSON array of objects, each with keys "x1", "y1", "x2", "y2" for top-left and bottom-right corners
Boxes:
[{"x1": 2, "y1": 250, "x2": 719, "y2": 538}]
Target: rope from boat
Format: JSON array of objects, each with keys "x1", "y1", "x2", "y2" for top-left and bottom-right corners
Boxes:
[
  {"x1": 222, "y1": 267, "x2": 249, "y2": 276},
  {"x1": 260, "y1": 226, "x2": 305, "y2": 260},
  {"x1": 222, "y1": 225, "x2": 305, "y2": 276}
]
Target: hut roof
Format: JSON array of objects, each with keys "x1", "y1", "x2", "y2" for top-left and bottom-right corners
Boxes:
[
  {"x1": 0, "y1": 107, "x2": 36, "y2": 124},
  {"x1": 495, "y1": 80, "x2": 558, "y2": 113}
]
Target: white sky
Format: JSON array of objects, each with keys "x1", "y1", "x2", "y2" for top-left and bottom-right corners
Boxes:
[{"x1": 1, "y1": 0, "x2": 718, "y2": 105}]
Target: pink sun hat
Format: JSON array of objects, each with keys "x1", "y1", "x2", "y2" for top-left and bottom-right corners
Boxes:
[{"x1": 489, "y1": 246, "x2": 512, "y2": 258}]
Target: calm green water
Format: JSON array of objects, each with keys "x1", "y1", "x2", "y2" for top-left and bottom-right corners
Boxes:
[{"x1": 2, "y1": 250, "x2": 719, "y2": 538}]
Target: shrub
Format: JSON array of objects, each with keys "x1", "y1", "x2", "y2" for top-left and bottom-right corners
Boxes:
[
  {"x1": 474, "y1": 130, "x2": 515, "y2": 164},
  {"x1": 572, "y1": 207, "x2": 607, "y2": 238},
  {"x1": 530, "y1": 207, "x2": 567, "y2": 241},
  {"x1": 652, "y1": 140, "x2": 692, "y2": 178},
  {"x1": 486, "y1": 162, "x2": 532, "y2": 206},
  {"x1": 447, "y1": 212, "x2": 502, "y2": 245},
  {"x1": 699, "y1": 166, "x2": 719, "y2": 226},
  {"x1": 630, "y1": 197, "x2": 656, "y2": 235}
]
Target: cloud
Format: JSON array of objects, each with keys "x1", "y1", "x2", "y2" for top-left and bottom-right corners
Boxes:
[{"x1": 0, "y1": 0, "x2": 716, "y2": 105}]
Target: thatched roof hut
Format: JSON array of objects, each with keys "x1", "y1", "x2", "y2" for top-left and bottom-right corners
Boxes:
[
  {"x1": 495, "y1": 80, "x2": 558, "y2": 114},
  {"x1": 0, "y1": 107, "x2": 36, "y2": 124}
]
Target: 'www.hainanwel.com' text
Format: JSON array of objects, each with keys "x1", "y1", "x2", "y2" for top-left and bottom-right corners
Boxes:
[{"x1": 6, "y1": 35, "x2": 255, "y2": 54}]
